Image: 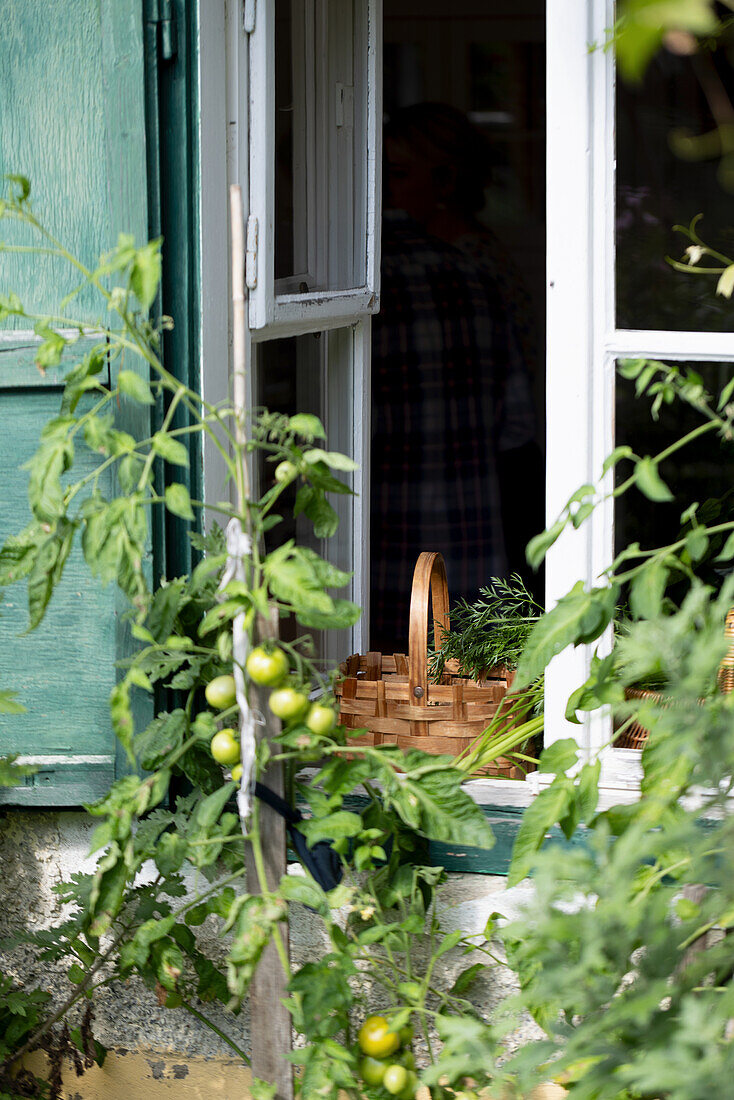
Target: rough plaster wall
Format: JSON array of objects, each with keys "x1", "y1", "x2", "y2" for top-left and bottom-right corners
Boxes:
[{"x1": 0, "y1": 812, "x2": 543, "y2": 1059}]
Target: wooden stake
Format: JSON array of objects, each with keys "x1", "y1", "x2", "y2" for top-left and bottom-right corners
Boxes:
[
  {"x1": 229, "y1": 183, "x2": 294, "y2": 1099},
  {"x1": 247, "y1": 609, "x2": 294, "y2": 1100}
]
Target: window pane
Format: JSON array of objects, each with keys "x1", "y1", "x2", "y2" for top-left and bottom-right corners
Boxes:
[
  {"x1": 256, "y1": 330, "x2": 358, "y2": 664},
  {"x1": 614, "y1": 361, "x2": 734, "y2": 583},
  {"x1": 274, "y1": 0, "x2": 366, "y2": 293},
  {"x1": 274, "y1": 0, "x2": 301, "y2": 281},
  {"x1": 616, "y1": 36, "x2": 734, "y2": 331}
]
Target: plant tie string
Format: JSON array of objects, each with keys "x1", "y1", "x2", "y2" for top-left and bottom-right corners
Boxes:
[{"x1": 220, "y1": 517, "x2": 258, "y2": 823}]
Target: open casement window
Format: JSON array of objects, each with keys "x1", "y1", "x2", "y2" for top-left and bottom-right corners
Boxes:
[
  {"x1": 247, "y1": 0, "x2": 381, "y2": 335},
  {"x1": 0, "y1": 0, "x2": 153, "y2": 805},
  {"x1": 544, "y1": 1, "x2": 734, "y2": 794},
  {"x1": 241, "y1": 0, "x2": 382, "y2": 663}
]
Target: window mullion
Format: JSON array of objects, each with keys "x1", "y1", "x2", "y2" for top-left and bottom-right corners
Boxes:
[{"x1": 608, "y1": 329, "x2": 734, "y2": 362}]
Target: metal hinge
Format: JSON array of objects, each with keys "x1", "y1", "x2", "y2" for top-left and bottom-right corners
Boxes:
[
  {"x1": 243, "y1": 0, "x2": 256, "y2": 34},
  {"x1": 246, "y1": 216, "x2": 258, "y2": 289},
  {"x1": 147, "y1": 0, "x2": 178, "y2": 62}
]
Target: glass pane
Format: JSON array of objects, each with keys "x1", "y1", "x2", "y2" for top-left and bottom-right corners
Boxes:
[
  {"x1": 257, "y1": 334, "x2": 323, "y2": 584},
  {"x1": 256, "y1": 331, "x2": 357, "y2": 663},
  {"x1": 274, "y1": 0, "x2": 366, "y2": 293},
  {"x1": 274, "y1": 0, "x2": 307, "y2": 283},
  {"x1": 616, "y1": 36, "x2": 734, "y2": 331},
  {"x1": 614, "y1": 361, "x2": 734, "y2": 585}
]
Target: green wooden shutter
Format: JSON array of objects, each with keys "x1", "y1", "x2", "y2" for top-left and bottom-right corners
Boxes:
[{"x1": 0, "y1": 0, "x2": 154, "y2": 805}]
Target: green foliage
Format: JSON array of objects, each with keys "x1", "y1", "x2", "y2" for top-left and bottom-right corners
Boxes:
[
  {"x1": 0, "y1": 594, "x2": 31, "y2": 792},
  {"x1": 429, "y1": 574, "x2": 542, "y2": 681},
  {"x1": 0, "y1": 183, "x2": 508, "y2": 1098},
  {"x1": 610, "y1": 0, "x2": 722, "y2": 82},
  {"x1": 485, "y1": 292, "x2": 734, "y2": 1096}
]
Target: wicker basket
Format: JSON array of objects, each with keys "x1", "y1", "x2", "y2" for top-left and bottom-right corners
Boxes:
[
  {"x1": 614, "y1": 607, "x2": 734, "y2": 749},
  {"x1": 336, "y1": 552, "x2": 533, "y2": 777}
]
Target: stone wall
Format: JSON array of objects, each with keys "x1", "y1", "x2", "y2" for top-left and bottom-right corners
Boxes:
[{"x1": 0, "y1": 811, "x2": 548, "y2": 1097}]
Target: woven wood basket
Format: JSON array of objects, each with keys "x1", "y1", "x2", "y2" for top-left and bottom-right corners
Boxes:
[
  {"x1": 614, "y1": 607, "x2": 734, "y2": 749},
  {"x1": 336, "y1": 551, "x2": 533, "y2": 778}
]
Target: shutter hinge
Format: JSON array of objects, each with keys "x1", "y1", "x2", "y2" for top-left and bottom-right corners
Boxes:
[
  {"x1": 243, "y1": 0, "x2": 256, "y2": 34},
  {"x1": 246, "y1": 216, "x2": 258, "y2": 289},
  {"x1": 159, "y1": 0, "x2": 178, "y2": 61},
  {"x1": 148, "y1": 0, "x2": 178, "y2": 62}
]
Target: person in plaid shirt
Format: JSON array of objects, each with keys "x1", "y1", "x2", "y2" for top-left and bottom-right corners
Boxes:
[{"x1": 370, "y1": 106, "x2": 540, "y2": 653}]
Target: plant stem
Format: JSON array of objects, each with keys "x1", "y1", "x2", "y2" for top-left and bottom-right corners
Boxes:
[{"x1": 181, "y1": 1000, "x2": 251, "y2": 1065}]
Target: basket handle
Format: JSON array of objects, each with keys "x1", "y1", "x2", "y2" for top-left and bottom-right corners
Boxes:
[{"x1": 408, "y1": 552, "x2": 450, "y2": 702}]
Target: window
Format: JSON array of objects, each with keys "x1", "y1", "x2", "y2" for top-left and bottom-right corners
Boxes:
[
  {"x1": 247, "y1": 0, "x2": 381, "y2": 334},
  {"x1": 216, "y1": 0, "x2": 381, "y2": 661},
  {"x1": 545, "y1": 0, "x2": 734, "y2": 792},
  {"x1": 255, "y1": 327, "x2": 370, "y2": 667}
]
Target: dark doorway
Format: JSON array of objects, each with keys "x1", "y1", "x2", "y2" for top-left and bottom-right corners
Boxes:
[{"x1": 370, "y1": 0, "x2": 546, "y2": 652}]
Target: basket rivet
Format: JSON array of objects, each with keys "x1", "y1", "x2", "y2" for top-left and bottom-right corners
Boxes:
[{"x1": 413, "y1": 686, "x2": 424, "y2": 698}]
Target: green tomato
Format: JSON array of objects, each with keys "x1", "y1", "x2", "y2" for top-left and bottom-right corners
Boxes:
[
  {"x1": 383, "y1": 1064, "x2": 408, "y2": 1095},
  {"x1": 274, "y1": 460, "x2": 298, "y2": 484},
  {"x1": 205, "y1": 674, "x2": 237, "y2": 710},
  {"x1": 398, "y1": 1050, "x2": 415, "y2": 1071},
  {"x1": 217, "y1": 631, "x2": 233, "y2": 662},
  {"x1": 358, "y1": 1056, "x2": 387, "y2": 1088},
  {"x1": 210, "y1": 729, "x2": 240, "y2": 766},
  {"x1": 357, "y1": 1015, "x2": 400, "y2": 1059},
  {"x1": 268, "y1": 687, "x2": 309, "y2": 721},
  {"x1": 305, "y1": 703, "x2": 337, "y2": 736},
  {"x1": 398, "y1": 1070, "x2": 418, "y2": 1099},
  {"x1": 230, "y1": 763, "x2": 243, "y2": 783},
  {"x1": 246, "y1": 646, "x2": 289, "y2": 687},
  {"x1": 398, "y1": 982, "x2": 423, "y2": 1005},
  {"x1": 398, "y1": 1024, "x2": 414, "y2": 1045}
]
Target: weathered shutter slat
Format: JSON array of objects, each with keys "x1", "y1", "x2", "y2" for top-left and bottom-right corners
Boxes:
[{"x1": 0, "y1": 0, "x2": 153, "y2": 806}]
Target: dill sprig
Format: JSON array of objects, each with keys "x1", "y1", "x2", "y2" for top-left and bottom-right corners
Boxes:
[{"x1": 430, "y1": 574, "x2": 543, "y2": 682}]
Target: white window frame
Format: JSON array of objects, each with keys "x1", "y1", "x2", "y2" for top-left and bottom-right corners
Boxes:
[
  {"x1": 543, "y1": 0, "x2": 734, "y2": 796},
  {"x1": 247, "y1": 0, "x2": 382, "y2": 337},
  {"x1": 202, "y1": 0, "x2": 382, "y2": 660}
]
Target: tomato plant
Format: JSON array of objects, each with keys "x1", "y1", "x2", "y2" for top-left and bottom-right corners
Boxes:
[
  {"x1": 383, "y1": 1064, "x2": 408, "y2": 1095},
  {"x1": 357, "y1": 1016, "x2": 400, "y2": 1060},
  {"x1": 0, "y1": 183, "x2": 508, "y2": 1100},
  {"x1": 268, "y1": 687, "x2": 309, "y2": 721},
  {"x1": 305, "y1": 703, "x2": 337, "y2": 735},
  {"x1": 274, "y1": 459, "x2": 299, "y2": 484},
  {"x1": 205, "y1": 675, "x2": 236, "y2": 710},
  {"x1": 210, "y1": 729, "x2": 240, "y2": 766},
  {"x1": 245, "y1": 646, "x2": 289, "y2": 687},
  {"x1": 358, "y1": 1055, "x2": 387, "y2": 1087}
]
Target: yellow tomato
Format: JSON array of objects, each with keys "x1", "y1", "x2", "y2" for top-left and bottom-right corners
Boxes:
[{"x1": 357, "y1": 1015, "x2": 400, "y2": 1059}]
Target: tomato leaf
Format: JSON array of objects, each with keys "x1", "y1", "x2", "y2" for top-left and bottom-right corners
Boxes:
[{"x1": 635, "y1": 457, "x2": 674, "y2": 502}]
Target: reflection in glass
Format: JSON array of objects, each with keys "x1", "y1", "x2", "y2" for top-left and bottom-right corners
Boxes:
[
  {"x1": 614, "y1": 362, "x2": 734, "y2": 588},
  {"x1": 616, "y1": 34, "x2": 734, "y2": 331}
]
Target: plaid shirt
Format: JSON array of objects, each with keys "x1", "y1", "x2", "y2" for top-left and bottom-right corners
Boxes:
[{"x1": 370, "y1": 213, "x2": 535, "y2": 652}]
